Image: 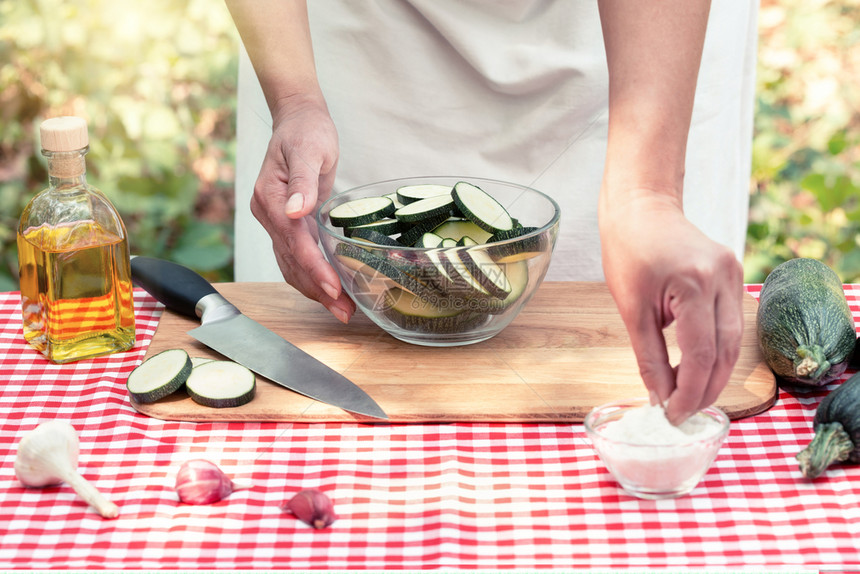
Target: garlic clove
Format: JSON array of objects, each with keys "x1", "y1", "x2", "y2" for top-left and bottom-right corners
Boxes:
[
  {"x1": 15, "y1": 420, "x2": 118, "y2": 519},
  {"x1": 282, "y1": 489, "x2": 337, "y2": 529},
  {"x1": 175, "y1": 459, "x2": 242, "y2": 505}
]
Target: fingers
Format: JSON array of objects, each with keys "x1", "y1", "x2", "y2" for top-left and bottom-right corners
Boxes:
[
  {"x1": 251, "y1": 188, "x2": 354, "y2": 324},
  {"x1": 665, "y1": 287, "x2": 715, "y2": 424},
  {"x1": 624, "y1": 305, "x2": 675, "y2": 407},
  {"x1": 622, "y1": 266, "x2": 744, "y2": 426},
  {"x1": 665, "y1": 265, "x2": 744, "y2": 424},
  {"x1": 272, "y1": 218, "x2": 355, "y2": 323}
]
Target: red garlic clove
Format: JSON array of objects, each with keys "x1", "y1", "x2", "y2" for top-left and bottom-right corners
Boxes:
[
  {"x1": 175, "y1": 459, "x2": 237, "y2": 505},
  {"x1": 282, "y1": 489, "x2": 337, "y2": 529}
]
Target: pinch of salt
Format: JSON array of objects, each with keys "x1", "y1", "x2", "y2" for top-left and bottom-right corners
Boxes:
[{"x1": 600, "y1": 404, "x2": 721, "y2": 445}]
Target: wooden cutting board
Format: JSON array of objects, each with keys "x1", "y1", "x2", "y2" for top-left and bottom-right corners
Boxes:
[{"x1": 133, "y1": 282, "x2": 777, "y2": 423}]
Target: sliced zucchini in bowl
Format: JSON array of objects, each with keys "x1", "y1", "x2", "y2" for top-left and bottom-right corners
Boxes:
[
  {"x1": 334, "y1": 242, "x2": 440, "y2": 301},
  {"x1": 394, "y1": 193, "x2": 458, "y2": 224},
  {"x1": 344, "y1": 218, "x2": 407, "y2": 237},
  {"x1": 329, "y1": 196, "x2": 396, "y2": 227},
  {"x1": 457, "y1": 237, "x2": 512, "y2": 300},
  {"x1": 350, "y1": 228, "x2": 404, "y2": 247},
  {"x1": 395, "y1": 184, "x2": 453, "y2": 205},
  {"x1": 486, "y1": 260, "x2": 530, "y2": 314},
  {"x1": 452, "y1": 181, "x2": 515, "y2": 234},
  {"x1": 487, "y1": 226, "x2": 546, "y2": 262},
  {"x1": 380, "y1": 287, "x2": 487, "y2": 334},
  {"x1": 431, "y1": 218, "x2": 494, "y2": 244},
  {"x1": 398, "y1": 212, "x2": 453, "y2": 246}
]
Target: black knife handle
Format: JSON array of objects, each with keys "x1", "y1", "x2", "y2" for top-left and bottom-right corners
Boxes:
[{"x1": 130, "y1": 256, "x2": 218, "y2": 319}]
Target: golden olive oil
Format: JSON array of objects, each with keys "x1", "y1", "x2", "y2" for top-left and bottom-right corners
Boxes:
[{"x1": 17, "y1": 221, "x2": 136, "y2": 363}]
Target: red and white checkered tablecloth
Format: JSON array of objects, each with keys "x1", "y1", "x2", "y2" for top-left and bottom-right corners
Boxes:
[{"x1": 0, "y1": 286, "x2": 859, "y2": 571}]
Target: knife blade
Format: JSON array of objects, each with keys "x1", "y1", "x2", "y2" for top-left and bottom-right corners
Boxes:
[{"x1": 130, "y1": 256, "x2": 388, "y2": 420}]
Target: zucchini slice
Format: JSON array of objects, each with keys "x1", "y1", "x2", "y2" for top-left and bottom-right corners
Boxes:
[
  {"x1": 487, "y1": 226, "x2": 546, "y2": 262},
  {"x1": 381, "y1": 287, "x2": 486, "y2": 334},
  {"x1": 457, "y1": 236, "x2": 512, "y2": 299},
  {"x1": 350, "y1": 228, "x2": 404, "y2": 247},
  {"x1": 394, "y1": 193, "x2": 457, "y2": 223},
  {"x1": 334, "y1": 242, "x2": 439, "y2": 300},
  {"x1": 395, "y1": 184, "x2": 453, "y2": 205},
  {"x1": 344, "y1": 218, "x2": 407, "y2": 238},
  {"x1": 329, "y1": 196, "x2": 395, "y2": 227},
  {"x1": 442, "y1": 247, "x2": 493, "y2": 299},
  {"x1": 185, "y1": 360, "x2": 256, "y2": 408},
  {"x1": 398, "y1": 213, "x2": 453, "y2": 246},
  {"x1": 409, "y1": 232, "x2": 460, "y2": 292},
  {"x1": 431, "y1": 218, "x2": 494, "y2": 244},
  {"x1": 414, "y1": 232, "x2": 444, "y2": 249},
  {"x1": 383, "y1": 192, "x2": 405, "y2": 209},
  {"x1": 127, "y1": 349, "x2": 192, "y2": 404},
  {"x1": 487, "y1": 260, "x2": 529, "y2": 313},
  {"x1": 452, "y1": 181, "x2": 515, "y2": 234}
]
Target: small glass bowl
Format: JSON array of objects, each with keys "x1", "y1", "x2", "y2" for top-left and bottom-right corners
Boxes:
[
  {"x1": 317, "y1": 176, "x2": 560, "y2": 346},
  {"x1": 584, "y1": 398, "x2": 730, "y2": 500}
]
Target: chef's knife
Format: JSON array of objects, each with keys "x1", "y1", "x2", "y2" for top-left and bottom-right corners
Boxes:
[{"x1": 130, "y1": 256, "x2": 388, "y2": 420}]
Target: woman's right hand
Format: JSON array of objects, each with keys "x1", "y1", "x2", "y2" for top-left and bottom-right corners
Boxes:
[{"x1": 250, "y1": 93, "x2": 355, "y2": 324}]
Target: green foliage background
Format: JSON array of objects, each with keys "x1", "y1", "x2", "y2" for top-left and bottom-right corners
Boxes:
[
  {"x1": 0, "y1": 0, "x2": 238, "y2": 291},
  {"x1": 1, "y1": 0, "x2": 859, "y2": 291},
  {"x1": 746, "y1": 0, "x2": 860, "y2": 282}
]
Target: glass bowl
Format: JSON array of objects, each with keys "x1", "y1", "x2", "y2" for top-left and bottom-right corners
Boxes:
[
  {"x1": 584, "y1": 398, "x2": 730, "y2": 500},
  {"x1": 317, "y1": 176, "x2": 560, "y2": 346}
]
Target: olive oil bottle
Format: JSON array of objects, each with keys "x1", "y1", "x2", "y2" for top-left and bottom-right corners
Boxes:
[{"x1": 17, "y1": 116, "x2": 136, "y2": 363}]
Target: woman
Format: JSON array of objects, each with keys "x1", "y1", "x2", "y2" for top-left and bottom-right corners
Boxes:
[{"x1": 226, "y1": 0, "x2": 758, "y2": 423}]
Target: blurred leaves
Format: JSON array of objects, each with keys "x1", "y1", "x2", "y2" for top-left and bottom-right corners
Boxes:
[
  {"x1": 0, "y1": 0, "x2": 238, "y2": 287},
  {"x1": 745, "y1": 0, "x2": 860, "y2": 283},
  {"x1": 2, "y1": 0, "x2": 860, "y2": 290}
]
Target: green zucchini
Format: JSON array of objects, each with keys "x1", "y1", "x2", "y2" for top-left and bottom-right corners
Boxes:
[
  {"x1": 797, "y1": 370, "x2": 860, "y2": 478},
  {"x1": 394, "y1": 193, "x2": 457, "y2": 224},
  {"x1": 344, "y1": 218, "x2": 407, "y2": 238},
  {"x1": 431, "y1": 218, "x2": 494, "y2": 244},
  {"x1": 329, "y1": 196, "x2": 395, "y2": 227},
  {"x1": 395, "y1": 184, "x2": 452, "y2": 205},
  {"x1": 186, "y1": 360, "x2": 256, "y2": 408},
  {"x1": 414, "y1": 232, "x2": 444, "y2": 249},
  {"x1": 350, "y1": 228, "x2": 404, "y2": 247},
  {"x1": 397, "y1": 213, "x2": 453, "y2": 246},
  {"x1": 756, "y1": 258, "x2": 856, "y2": 387},
  {"x1": 334, "y1": 242, "x2": 439, "y2": 301},
  {"x1": 126, "y1": 349, "x2": 192, "y2": 404},
  {"x1": 451, "y1": 181, "x2": 515, "y2": 234},
  {"x1": 486, "y1": 260, "x2": 529, "y2": 314},
  {"x1": 380, "y1": 287, "x2": 486, "y2": 334},
  {"x1": 457, "y1": 236, "x2": 511, "y2": 300},
  {"x1": 412, "y1": 233, "x2": 459, "y2": 291},
  {"x1": 487, "y1": 226, "x2": 545, "y2": 262}
]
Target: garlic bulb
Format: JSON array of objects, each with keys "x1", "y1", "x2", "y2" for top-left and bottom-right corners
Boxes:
[
  {"x1": 282, "y1": 489, "x2": 337, "y2": 529},
  {"x1": 15, "y1": 420, "x2": 119, "y2": 519}
]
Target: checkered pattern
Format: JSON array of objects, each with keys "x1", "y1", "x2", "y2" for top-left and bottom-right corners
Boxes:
[{"x1": 0, "y1": 286, "x2": 858, "y2": 570}]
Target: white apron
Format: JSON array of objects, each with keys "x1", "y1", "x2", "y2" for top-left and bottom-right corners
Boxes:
[{"x1": 234, "y1": 1, "x2": 758, "y2": 282}]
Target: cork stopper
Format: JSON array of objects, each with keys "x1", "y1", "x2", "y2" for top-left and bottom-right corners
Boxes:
[{"x1": 40, "y1": 116, "x2": 89, "y2": 152}]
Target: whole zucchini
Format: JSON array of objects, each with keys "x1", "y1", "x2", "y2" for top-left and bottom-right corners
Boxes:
[
  {"x1": 756, "y1": 258, "x2": 856, "y2": 387},
  {"x1": 797, "y1": 370, "x2": 860, "y2": 478}
]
